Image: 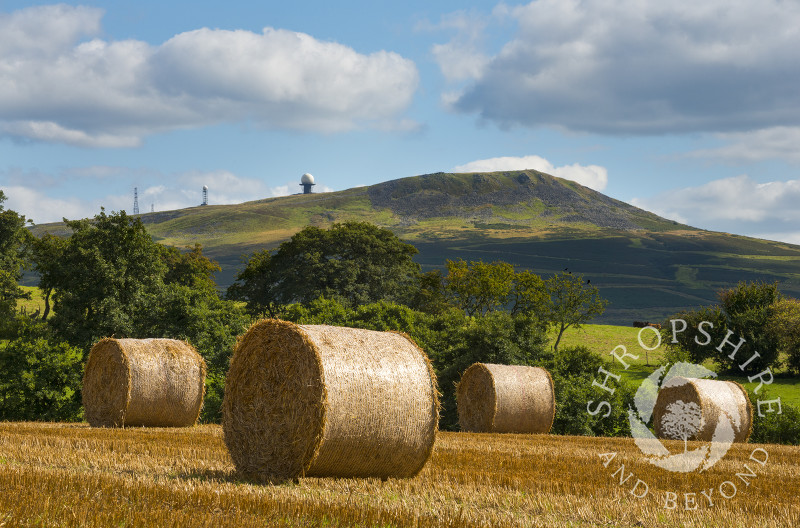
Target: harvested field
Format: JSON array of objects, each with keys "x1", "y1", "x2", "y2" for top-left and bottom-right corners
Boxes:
[{"x1": 0, "y1": 422, "x2": 798, "y2": 527}]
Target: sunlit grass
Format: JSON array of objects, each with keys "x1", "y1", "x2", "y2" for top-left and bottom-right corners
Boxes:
[{"x1": 552, "y1": 324, "x2": 800, "y2": 406}]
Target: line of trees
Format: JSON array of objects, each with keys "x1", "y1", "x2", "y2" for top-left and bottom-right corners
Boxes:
[
  {"x1": 1, "y1": 197, "x2": 615, "y2": 431},
  {"x1": 1, "y1": 197, "x2": 250, "y2": 422},
  {"x1": 664, "y1": 280, "x2": 800, "y2": 375}
]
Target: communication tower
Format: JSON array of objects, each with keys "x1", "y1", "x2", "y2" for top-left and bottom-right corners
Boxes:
[
  {"x1": 133, "y1": 187, "x2": 139, "y2": 215},
  {"x1": 300, "y1": 173, "x2": 315, "y2": 194},
  {"x1": 202, "y1": 185, "x2": 208, "y2": 206}
]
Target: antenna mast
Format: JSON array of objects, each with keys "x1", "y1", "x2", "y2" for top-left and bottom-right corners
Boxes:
[{"x1": 133, "y1": 187, "x2": 139, "y2": 215}]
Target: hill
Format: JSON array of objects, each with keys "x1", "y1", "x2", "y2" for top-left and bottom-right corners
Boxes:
[{"x1": 29, "y1": 170, "x2": 800, "y2": 324}]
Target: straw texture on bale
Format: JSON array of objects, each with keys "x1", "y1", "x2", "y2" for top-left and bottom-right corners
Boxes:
[
  {"x1": 653, "y1": 376, "x2": 753, "y2": 443},
  {"x1": 82, "y1": 338, "x2": 206, "y2": 428},
  {"x1": 222, "y1": 319, "x2": 439, "y2": 480},
  {"x1": 457, "y1": 363, "x2": 555, "y2": 434}
]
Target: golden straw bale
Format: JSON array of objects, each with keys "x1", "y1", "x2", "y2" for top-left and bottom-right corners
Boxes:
[
  {"x1": 653, "y1": 376, "x2": 753, "y2": 443},
  {"x1": 457, "y1": 363, "x2": 555, "y2": 434},
  {"x1": 82, "y1": 338, "x2": 206, "y2": 428},
  {"x1": 222, "y1": 319, "x2": 439, "y2": 480}
]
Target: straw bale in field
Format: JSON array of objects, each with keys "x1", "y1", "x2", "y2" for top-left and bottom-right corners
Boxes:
[
  {"x1": 457, "y1": 363, "x2": 555, "y2": 434},
  {"x1": 82, "y1": 338, "x2": 206, "y2": 428},
  {"x1": 653, "y1": 376, "x2": 752, "y2": 443},
  {"x1": 222, "y1": 319, "x2": 439, "y2": 480}
]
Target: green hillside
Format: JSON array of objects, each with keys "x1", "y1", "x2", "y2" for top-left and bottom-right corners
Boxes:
[{"x1": 29, "y1": 170, "x2": 800, "y2": 324}]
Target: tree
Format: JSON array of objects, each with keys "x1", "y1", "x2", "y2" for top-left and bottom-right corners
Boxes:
[
  {"x1": 662, "y1": 305, "x2": 728, "y2": 365},
  {"x1": 136, "y1": 282, "x2": 250, "y2": 422},
  {"x1": 41, "y1": 209, "x2": 166, "y2": 350},
  {"x1": 0, "y1": 319, "x2": 83, "y2": 421},
  {"x1": 0, "y1": 190, "x2": 32, "y2": 329},
  {"x1": 510, "y1": 270, "x2": 549, "y2": 319},
  {"x1": 226, "y1": 249, "x2": 277, "y2": 315},
  {"x1": 546, "y1": 271, "x2": 607, "y2": 352},
  {"x1": 29, "y1": 234, "x2": 67, "y2": 320},
  {"x1": 227, "y1": 222, "x2": 421, "y2": 313},
  {"x1": 718, "y1": 281, "x2": 782, "y2": 371},
  {"x1": 408, "y1": 270, "x2": 450, "y2": 315},
  {"x1": 160, "y1": 243, "x2": 221, "y2": 291},
  {"x1": 767, "y1": 297, "x2": 800, "y2": 374},
  {"x1": 444, "y1": 259, "x2": 515, "y2": 316},
  {"x1": 660, "y1": 400, "x2": 702, "y2": 453},
  {"x1": 443, "y1": 260, "x2": 549, "y2": 319}
]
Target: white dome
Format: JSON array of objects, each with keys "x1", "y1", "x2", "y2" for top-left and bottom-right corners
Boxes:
[
  {"x1": 301, "y1": 173, "x2": 315, "y2": 185},
  {"x1": 202, "y1": 185, "x2": 208, "y2": 191}
]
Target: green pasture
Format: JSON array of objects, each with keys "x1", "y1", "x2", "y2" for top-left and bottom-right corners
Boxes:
[{"x1": 555, "y1": 323, "x2": 800, "y2": 406}]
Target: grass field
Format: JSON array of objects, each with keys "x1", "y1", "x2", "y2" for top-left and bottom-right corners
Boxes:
[
  {"x1": 0, "y1": 422, "x2": 798, "y2": 527},
  {"x1": 554, "y1": 323, "x2": 800, "y2": 406},
  {"x1": 15, "y1": 285, "x2": 46, "y2": 316}
]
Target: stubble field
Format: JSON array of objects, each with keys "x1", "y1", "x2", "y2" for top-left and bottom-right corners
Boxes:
[{"x1": 0, "y1": 422, "x2": 798, "y2": 527}]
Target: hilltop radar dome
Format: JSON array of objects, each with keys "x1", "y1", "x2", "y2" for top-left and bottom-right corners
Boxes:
[{"x1": 300, "y1": 173, "x2": 316, "y2": 194}]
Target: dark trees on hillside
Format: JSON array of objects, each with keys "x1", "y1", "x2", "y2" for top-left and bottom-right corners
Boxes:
[{"x1": 227, "y1": 222, "x2": 421, "y2": 315}]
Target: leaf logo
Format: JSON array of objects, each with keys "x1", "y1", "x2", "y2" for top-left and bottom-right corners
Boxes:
[{"x1": 628, "y1": 362, "x2": 740, "y2": 473}]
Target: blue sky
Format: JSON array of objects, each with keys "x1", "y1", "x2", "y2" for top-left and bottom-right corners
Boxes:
[{"x1": 1, "y1": 1, "x2": 799, "y2": 243}]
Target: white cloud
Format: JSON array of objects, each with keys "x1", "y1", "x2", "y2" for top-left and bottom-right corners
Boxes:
[
  {"x1": 631, "y1": 175, "x2": 800, "y2": 244},
  {"x1": 425, "y1": 11, "x2": 490, "y2": 82},
  {"x1": 452, "y1": 155, "x2": 608, "y2": 191},
  {"x1": 0, "y1": 5, "x2": 419, "y2": 147},
  {"x1": 1, "y1": 185, "x2": 89, "y2": 224},
  {"x1": 439, "y1": 0, "x2": 800, "y2": 135},
  {"x1": 690, "y1": 127, "x2": 800, "y2": 164}
]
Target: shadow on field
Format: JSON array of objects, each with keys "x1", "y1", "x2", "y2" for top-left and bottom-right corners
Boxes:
[{"x1": 178, "y1": 468, "x2": 297, "y2": 486}]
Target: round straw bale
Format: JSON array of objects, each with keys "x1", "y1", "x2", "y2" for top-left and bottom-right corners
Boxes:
[
  {"x1": 653, "y1": 376, "x2": 753, "y2": 443},
  {"x1": 82, "y1": 338, "x2": 206, "y2": 428},
  {"x1": 222, "y1": 319, "x2": 439, "y2": 480},
  {"x1": 457, "y1": 363, "x2": 555, "y2": 434}
]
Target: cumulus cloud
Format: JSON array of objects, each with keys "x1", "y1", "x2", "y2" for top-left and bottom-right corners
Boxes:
[
  {"x1": 440, "y1": 0, "x2": 800, "y2": 135},
  {"x1": 0, "y1": 5, "x2": 419, "y2": 147},
  {"x1": 452, "y1": 155, "x2": 608, "y2": 191},
  {"x1": 631, "y1": 175, "x2": 800, "y2": 243},
  {"x1": 1, "y1": 168, "x2": 332, "y2": 224},
  {"x1": 690, "y1": 127, "x2": 800, "y2": 164},
  {"x1": 423, "y1": 11, "x2": 490, "y2": 82}
]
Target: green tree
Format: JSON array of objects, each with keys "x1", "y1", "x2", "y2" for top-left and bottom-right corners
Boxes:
[
  {"x1": 226, "y1": 249, "x2": 277, "y2": 315},
  {"x1": 0, "y1": 319, "x2": 83, "y2": 421},
  {"x1": 443, "y1": 260, "x2": 549, "y2": 319},
  {"x1": 432, "y1": 310, "x2": 549, "y2": 429},
  {"x1": 767, "y1": 297, "x2": 800, "y2": 374},
  {"x1": 408, "y1": 270, "x2": 450, "y2": 315},
  {"x1": 42, "y1": 209, "x2": 166, "y2": 350},
  {"x1": 662, "y1": 305, "x2": 728, "y2": 365},
  {"x1": 228, "y1": 222, "x2": 421, "y2": 313},
  {"x1": 546, "y1": 271, "x2": 607, "y2": 352},
  {"x1": 510, "y1": 270, "x2": 549, "y2": 319},
  {"x1": 29, "y1": 234, "x2": 67, "y2": 320},
  {"x1": 136, "y1": 282, "x2": 251, "y2": 422},
  {"x1": 717, "y1": 281, "x2": 782, "y2": 371},
  {"x1": 444, "y1": 259, "x2": 515, "y2": 316},
  {"x1": 160, "y1": 243, "x2": 221, "y2": 291},
  {"x1": 0, "y1": 191, "x2": 31, "y2": 329}
]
